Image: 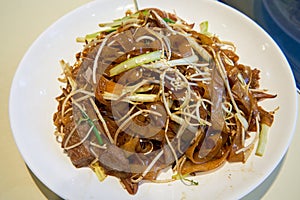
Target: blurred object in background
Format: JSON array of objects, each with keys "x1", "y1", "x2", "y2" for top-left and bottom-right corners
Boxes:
[
  {"x1": 218, "y1": 0, "x2": 255, "y2": 17},
  {"x1": 220, "y1": 0, "x2": 300, "y2": 90}
]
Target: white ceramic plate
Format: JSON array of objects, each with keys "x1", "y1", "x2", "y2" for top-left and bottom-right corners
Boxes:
[{"x1": 9, "y1": 0, "x2": 298, "y2": 199}]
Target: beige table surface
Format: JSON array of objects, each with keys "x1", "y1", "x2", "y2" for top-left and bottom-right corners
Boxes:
[{"x1": 1, "y1": 0, "x2": 299, "y2": 199}]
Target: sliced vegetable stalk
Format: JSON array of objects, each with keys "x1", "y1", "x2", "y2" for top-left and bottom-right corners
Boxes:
[
  {"x1": 98, "y1": 10, "x2": 147, "y2": 27},
  {"x1": 77, "y1": 10, "x2": 150, "y2": 43},
  {"x1": 103, "y1": 92, "x2": 158, "y2": 102},
  {"x1": 255, "y1": 123, "x2": 270, "y2": 156},
  {"x1": 199, "y1": 21, "x2": 212, "y2": 36},
  {"x1": 76, "y1": 27, "x2": 118, "y2": 43},
  {"x1": 91, "y1": 162, "x2": 107, "y2": 181},
  {"x1": 109, "y1": 50, "x2": 163, "y2": 76}
]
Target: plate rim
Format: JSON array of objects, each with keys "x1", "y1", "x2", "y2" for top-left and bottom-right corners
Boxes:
[{"x1": 9, "y1": 0, "x2": 298, "y2": 199}]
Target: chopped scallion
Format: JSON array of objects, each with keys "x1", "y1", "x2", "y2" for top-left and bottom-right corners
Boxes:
[
  {"x1": 163, "y1": 18, "x2": 176, "y2": 24},
  {"x1": 172, "y1": 173, "x2": 199, "y2": 186},
  {"x1": 80, "y1": 109, "x2": 103, "y2": 145}
]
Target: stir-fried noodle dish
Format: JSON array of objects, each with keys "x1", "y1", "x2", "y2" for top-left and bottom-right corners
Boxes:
[{"x1": 53, "y1": 8, "x2": 277, "y2": 194}]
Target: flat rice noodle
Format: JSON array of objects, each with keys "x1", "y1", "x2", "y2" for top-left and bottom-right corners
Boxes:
[
  {"x1": 144, "y1": 152, "x2": 170, "y2": 180},
  {"x1": 195, "y1": 82, "x2": 210, "y2": 99},
  {"x1": 226, "y1": 65, "x2": 240, "y2": 86},
  {"x1": 189, "y1": 30, "x2": 213, "y2": 45},
  {"x1": 117, "y1": 103, "x2": 167, "y2": 139},
  {"x1": 135, "y1": 140, "x2": 154, "y2": 154},
  {"x1": 95, "y1": 75, "x2": 124, "y2": 106},
  {"x1": 148, "y1": 128, "x2": 175, "y2": 142},
  {"x1": 227, "y1": 120, "x2": 245, "y2": 162},
  {"x1": 181, "y1": 149, "x2": 229, "y2": 174},
  {"x1": 250, "y1": 68, "x2": 260, "y2": 89},
  {"x1": 109, "y1": 102, "x2": 129, "y2": 120},
  {"x1": 227, "y1": 64, "x2": 253, "y2": 88},
  {"x1": 142, "y1": 8, "x2": 177, "y2": 22},
  {"x1": 168, "y1": 34, "x2": 193, "y2": 57},
  {"x1": 237, "y1": 64, "x2": 252, "y2": 84},
  {"x1": 120, "y1": 137, "x2": 140, "y2": 153},
  {"x1": 120, "y1": 178, "x2": 139, "y2": 195},
  {"x1": 247, "y1": 104, "x2": 259, "y2": 132},
  {"x1": 133, "y1": 27, "x2": 153, "y2": 39},
  {"x1": 193, "y1": 60, "x2": 225, "y2": 163},
  {"x1": 258, "y1": 106, "x2": 274, "y2": 126},
  {"x1": 222, "y1": 49, "x2": 239, "y2": 63},
  {"x1": 115, "y1": 131, "x2": 133, "y2": 147},
  {"x1": 185, "y1": 131, "x2": 224, "y2": 164},
  {"x1": 115, "y1": 30, "x2": 134, "y2": 51},
  {"x1": 99, "y1": 144, "x2": 131, "y2": 172},
  {"x1": 232, "y1": 81, "x2": 252, "y2": 115},
  {"x1": 131, "y1": 27, "x2": 162, "y2": 50},
  {"x1": 99, "y1": 46, "x2": 123, "y2": 62},
  {"x1": 185, "y1": 131, "x2": 203, "y2": 161},
  {"x1": 62, "y1": 122, "x2": 95, "y2": 168},
  {"x1": 113, "y1": 67, "x2": 143, "y2": 85},
  {"x1": 124, "y1": 116, "x2": 164, "y2": 139},
  {"x1": 82, "y1": 44, "x2": 98, "y2": 59},
  {"x1": 252, "y1": 91, "x2": 277, "y2": 101},
  {"x1": 67, "y1": 144, "x2": 95, "y2": 168}
]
